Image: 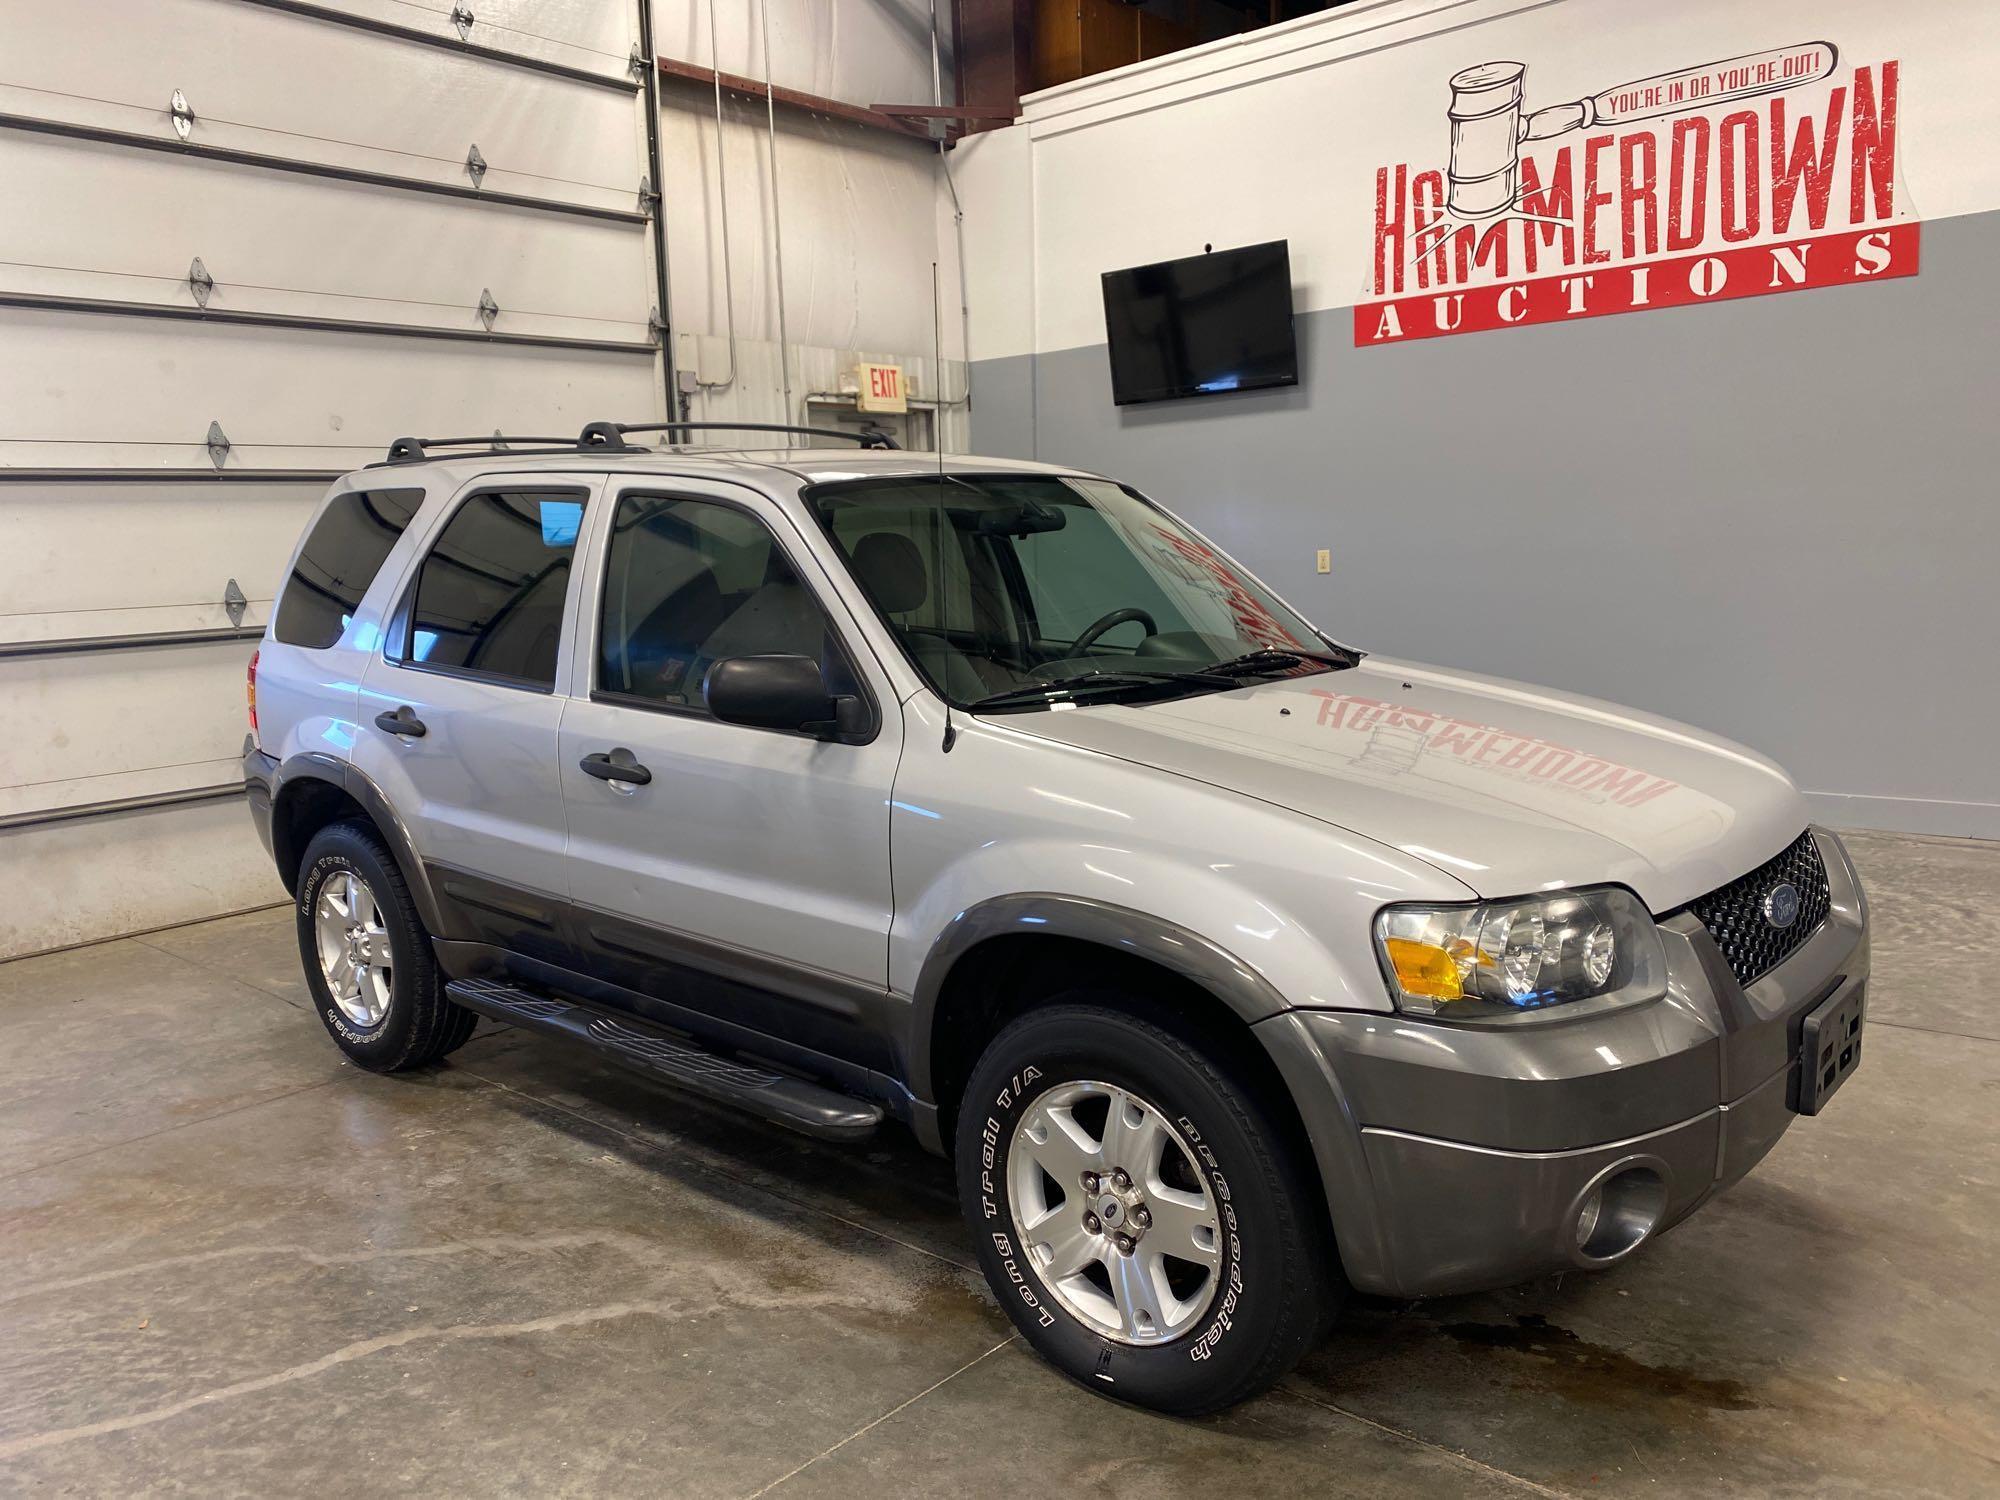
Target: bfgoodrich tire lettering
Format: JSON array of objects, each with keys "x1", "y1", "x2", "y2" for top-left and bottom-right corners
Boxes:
[
  {"x1": 957, "y1": 1001, "x2": 1335, "y2": 1415},
  {"x1": 296, "y1": 821, "x2": 477, "y2": 1072}
]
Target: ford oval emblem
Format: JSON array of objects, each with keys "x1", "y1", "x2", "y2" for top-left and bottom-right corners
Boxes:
[{"x1": 1762, "y1": 882, "x2": 1802, "y2": 929}]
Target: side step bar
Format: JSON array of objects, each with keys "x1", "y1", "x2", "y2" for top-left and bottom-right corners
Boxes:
[{"x1": 445, "y1": 978, "x2": 884, "y2": 1141}]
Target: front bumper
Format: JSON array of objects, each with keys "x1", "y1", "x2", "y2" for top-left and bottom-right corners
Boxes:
[{"x1": 1259, "y1": 827, "x2": 1868, "y2": 1299}]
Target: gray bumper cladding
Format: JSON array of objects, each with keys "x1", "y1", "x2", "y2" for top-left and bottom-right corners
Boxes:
[{"x1": 1261, "y1": 829, "x2": 1869, "y2": 1299}]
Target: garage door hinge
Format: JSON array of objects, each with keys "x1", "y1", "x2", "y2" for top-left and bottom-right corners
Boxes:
[
  {"x1": 638, "y1": 174, "x2": 659, "y2": 214},
  {"x1": 450, "y1": 4, "x2": 474, "y2": 41},
  {"x1": 170, "y1": 88, "x2": 195, "y2": 141},
  {"x1": 222, "y1": 578, "x2": 248, "y2": 627},
  {"x1": 477, "y1": 288, "x2": 500, "y2": 332},
  {"x1": 205, "y1": 420, "x2": 231, "y2": 472},
  {"x1": 188, "y1": 257, "x2": 214, "y2": 308},
  {"x1": 648, "y1": 306, "x2": 664, "y2": 343},
  {"x1": 465, "y1": 143, "x2": 487, "y2": 187},
  {"x1": 628, "y1": 45, "x2": 648, "y2": 80}
]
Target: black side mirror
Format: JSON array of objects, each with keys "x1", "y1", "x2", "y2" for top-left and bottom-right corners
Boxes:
[{"x1": 703, "y1": 655, "x2": 862, "y2": 740}]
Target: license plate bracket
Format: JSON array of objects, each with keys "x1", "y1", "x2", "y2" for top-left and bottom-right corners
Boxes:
[{"x1": 1797, "y1": 978, "x2": 1865, "y2": 1115}]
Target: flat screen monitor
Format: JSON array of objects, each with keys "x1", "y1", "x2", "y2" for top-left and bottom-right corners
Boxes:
[{"x1": 1100, "y1": 241, "x2": 1298, "y2": 406}]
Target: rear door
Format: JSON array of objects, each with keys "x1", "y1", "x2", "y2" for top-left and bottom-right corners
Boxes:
[
  {"x1": 353, "y1": 476, "x2": 599, "y2": 962},
  {"x1": 556, "y1": 477, "x2": 903, "y2": 1065}
]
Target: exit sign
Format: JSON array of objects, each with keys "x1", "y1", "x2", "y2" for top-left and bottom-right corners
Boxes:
[{"x1": 855, "y1": 361, "x2": 908, "y2": 413}]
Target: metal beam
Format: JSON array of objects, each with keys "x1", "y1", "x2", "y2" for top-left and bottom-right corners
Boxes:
[
  {"x1": 0, "y1": 291, "x2": 657, "y2": 356},
  {"x1": 231, "y1": 0, "x2": 639, "y2": 94},
  {"x1": 0, "y1": 112, "x2": 647, "y2": 227},
  {"x1": 654, "y1": 55, "x2": 928, "y2": 139},
  {"x1": 953, "y1": 0, "x2": 1034, "y2": 138},
  {"x1": 0, "y1": 627, "x2": 264, "y2": 661},
  {"x1": 0, "y1": 783, "x2": 246, "y2": 834},
  {"x1": 0, "y1": 469, "x2": 341, "y2": 483}
]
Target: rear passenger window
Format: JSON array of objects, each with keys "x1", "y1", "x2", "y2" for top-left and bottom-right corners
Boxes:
[
  {"x1": 272, "y1": 488, "x2": 424, "y2": 649},
  {"x1": 597, "y1": 495, "x2": 853, "y2": 711},
  {"x1": 401, "y1": 490, "x2": 586, "y2": 688}
]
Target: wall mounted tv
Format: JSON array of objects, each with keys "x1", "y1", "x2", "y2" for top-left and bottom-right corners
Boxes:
[{"x1": 1100, "y1": 240, "x2": 1298, "y2": 406}]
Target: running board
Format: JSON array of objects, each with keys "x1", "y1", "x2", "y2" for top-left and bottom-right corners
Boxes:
[{"x1": 445, "y1": 978, "x2": 884, "y2": 1141}]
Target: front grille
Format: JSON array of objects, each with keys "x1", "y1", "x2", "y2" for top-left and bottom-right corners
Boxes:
[{"x1": 1687, "y1": 829, "x2": 1831, "y2": 987}]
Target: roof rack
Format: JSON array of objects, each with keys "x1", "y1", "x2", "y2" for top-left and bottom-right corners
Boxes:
[
  {"x1": 383, "y1": 435, "x2": 580, "y2": 463},
  {"x1": 579, "y1": 421, "x2": 900, "y2": 451},
  {"x1": 380, "y1": 419, "x2": 899, "y2": 466}
]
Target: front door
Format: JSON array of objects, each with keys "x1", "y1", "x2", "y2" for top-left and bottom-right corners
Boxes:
[
  {"x1": 556, "y1": 480, "x2": 902, "y2": 1066},
  {"x1": 354, "y1": 478, "x2": 597, "y2": 962}
]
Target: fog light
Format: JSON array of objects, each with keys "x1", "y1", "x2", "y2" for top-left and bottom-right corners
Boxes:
[{"x1": 1570, "y1": 1165, "x2": 1668, "y2": 1265}]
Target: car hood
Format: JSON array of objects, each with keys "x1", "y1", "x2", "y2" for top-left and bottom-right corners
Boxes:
[{"x1": 1005, "y1": 658, "x2": 1810, "y2": 912}]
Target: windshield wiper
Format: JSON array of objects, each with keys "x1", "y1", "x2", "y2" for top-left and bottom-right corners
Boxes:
[
  {"x1": 1203, "y1": 644, "x2": 1363, "y2": 677},
  {"x1": 966, "y1": 668, "x2": 1237, "y2": 714}
]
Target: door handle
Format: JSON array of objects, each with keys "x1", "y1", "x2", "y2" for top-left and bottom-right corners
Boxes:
[
  {"x1": 374, "y1": 705, "x2": 427, "y2": 738},
  {"x1": 579, "y1": 748, "x2": 652, "y2": 786}
]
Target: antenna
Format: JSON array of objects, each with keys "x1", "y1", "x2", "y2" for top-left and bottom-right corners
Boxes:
[{"x1": 932, "y1": 257, "x2": 957, "y2": 753}]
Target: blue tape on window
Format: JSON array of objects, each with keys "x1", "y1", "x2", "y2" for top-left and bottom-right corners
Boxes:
[{"x1": 540, "y1": 500, "x2": 583, "y2": 547}]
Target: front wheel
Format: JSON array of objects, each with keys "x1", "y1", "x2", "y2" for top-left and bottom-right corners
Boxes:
[{"x1": 956, "y1": 1002, "x2": 1337, "y2": 1414}]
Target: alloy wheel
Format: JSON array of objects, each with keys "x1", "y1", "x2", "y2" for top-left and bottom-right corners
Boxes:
[
  {"x1": 313, "y1": 870, "x2": 393, "y2": 1027},
  {"x1": 1008, "y1": 1078, "x2": 1223, "y2": 1344}
]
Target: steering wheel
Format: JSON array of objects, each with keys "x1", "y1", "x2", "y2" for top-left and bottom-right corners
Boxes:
[{"x1": 1068, "y1": 607, "x2": 1158, "y2": 657}]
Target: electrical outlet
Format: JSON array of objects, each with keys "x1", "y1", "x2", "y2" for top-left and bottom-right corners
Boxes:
[{"x1": 1315, "y1": 548, "x2": 1331, "y2": 574}]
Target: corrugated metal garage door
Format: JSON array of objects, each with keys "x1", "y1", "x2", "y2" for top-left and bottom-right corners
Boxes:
[{"x1": 0, "y1": 0, "x2": 666, "y2": 956}]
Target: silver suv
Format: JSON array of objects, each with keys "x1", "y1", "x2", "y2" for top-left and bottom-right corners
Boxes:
[{"x1": 245, "y1": 422, "x2": 1867, "y2": 1414}]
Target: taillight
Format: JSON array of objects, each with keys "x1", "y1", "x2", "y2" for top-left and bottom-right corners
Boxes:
[{"x1": 246, "y1": 648, "x2": 261, "y2": 746}]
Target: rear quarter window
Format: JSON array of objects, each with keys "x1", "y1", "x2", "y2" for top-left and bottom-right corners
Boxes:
[{"x1": 272, "y1": 488, "x2": 426, "y2": 649}]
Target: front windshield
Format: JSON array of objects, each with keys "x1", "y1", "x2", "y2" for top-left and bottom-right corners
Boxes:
[{"x1": 806, "y1": 473, "x2": 1342, "y2": 709}]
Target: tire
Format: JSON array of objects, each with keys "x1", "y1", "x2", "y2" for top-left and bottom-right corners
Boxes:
[
  {"x1": 295, "y1": 820, "x2": 477, "y2": 1072},
  {"x1": 956, "y1": 1000, "x2": 1337, "y2": 1415}
]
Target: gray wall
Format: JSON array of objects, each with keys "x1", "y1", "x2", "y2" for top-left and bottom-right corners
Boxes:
[{"x1": 970, "y1": 211, "x2": 2000, "y2": 838}]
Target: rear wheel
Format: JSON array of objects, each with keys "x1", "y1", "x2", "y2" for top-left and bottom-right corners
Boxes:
[
  {"x1": 296, "y1": 821, "x2": 477, "y2": 1072},
  {"x1": 957, "y1": 1000, "x2": 1336, "y2": 1414}
]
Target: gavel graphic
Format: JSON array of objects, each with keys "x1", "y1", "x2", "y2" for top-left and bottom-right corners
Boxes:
[{"x1": 1443, "y1": 43, "x2": 1839, "y2": 220}]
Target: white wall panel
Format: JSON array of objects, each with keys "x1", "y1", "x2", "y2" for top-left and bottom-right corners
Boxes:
[
  {"x1": 0, "y1": 640, "x2": 256, "y2": 818},
  {"x1": 0, "y1": 309, "x2": 658, "y2": 470},
  {"x1": 655, "y1": 0, "x2": 950, "y2": 113},
  {"x1": 0, "y1": 135, "x2": 653, "y2": 340},
  {"x1": 321, "y1": 0, "x2": 639, "y2": 82},
  {"x1": 0, "y1": 0, "x2": 644, "y2": 213},
  {"x1": 0, "y1": 798, "x2": 286, "y2": 960},
  {"x1": 0, "y1": 479, "x2": 322, "y2": 641}
]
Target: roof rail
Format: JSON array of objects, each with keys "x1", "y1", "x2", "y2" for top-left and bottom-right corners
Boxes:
[
  {"x1": 379, "y1": 419, "x2": 901, "y2": 467},
  {"x1": 582, "y1": 421, "x2": 900, "y2": 451},
  {"x1": 384, "y1": 434, "x2": 578, "y2": 464}
]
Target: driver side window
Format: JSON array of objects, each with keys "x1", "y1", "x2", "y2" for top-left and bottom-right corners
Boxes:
[{"x1": 595, "y1": 495, "x2": 854, "y2": 712}]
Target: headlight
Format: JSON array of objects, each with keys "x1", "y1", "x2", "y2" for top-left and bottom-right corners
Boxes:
[{"x1": 1372, "y1": 887, "x2": 1666, "y2": 1021}]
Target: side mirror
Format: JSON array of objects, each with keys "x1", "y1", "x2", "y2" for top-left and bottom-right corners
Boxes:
[{"x1": 703, "y1": 654, "x2": 862, "y2": 740}]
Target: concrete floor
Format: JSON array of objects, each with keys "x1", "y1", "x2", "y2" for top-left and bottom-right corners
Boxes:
[{"x1": 1, "y1": 829, "x2": 1995, "y2": 1497}]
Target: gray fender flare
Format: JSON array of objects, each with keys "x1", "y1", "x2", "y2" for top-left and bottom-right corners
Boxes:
[
  {"x1": 906, "y1": 892, "x2": 1291, "y2": 1103},
  {"x1": 907, "y1": 891, "x2": 1387, "y2": 1290},
  {"x1": 271, "y1": 752, "x2": 448, "y2": 936}
]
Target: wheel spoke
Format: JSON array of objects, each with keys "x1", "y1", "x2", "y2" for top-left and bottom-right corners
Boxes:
[
  {"x1": 1021, "y1": 1103, "x2": 1104, "y2": 1185},
  {"x1": 325, "y1": 952, "x2": 356, "y2": 997},
  {"x1": 1143, "y1": 1186, "x2": 1221, "y2": 1268},
  {"x1": 1103, "y1": 1087, "x2": 1164, "y2": 1176},
  {"x1": 1031, "y1": 1214, "x2": 1104, "y2": 1281},
  {"x1": 360, "y1": 928, "x2": 394, "y2": 965},
  {"x1": 1106, "y1": 1246, "x2": 1169, "y2": 1340}
]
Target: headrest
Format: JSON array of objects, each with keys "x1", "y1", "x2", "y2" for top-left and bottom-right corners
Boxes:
[{"x1": 852, "y1": 532, "x2": 928, "y2": 614}]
